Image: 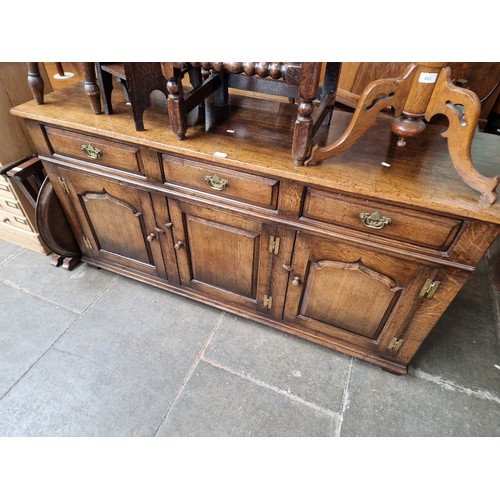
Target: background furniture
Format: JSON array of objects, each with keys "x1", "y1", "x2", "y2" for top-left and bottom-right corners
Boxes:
[
  {"x1": 309, "y1": 62, "x2": 500, "y2": 204},
  {"x1": 12, "y1": 84, "x2": 500, "y2": 375},
  {"x1": 162, "y1": 62, "x2": 341, "y2": 165},
  {"x1": 0, "y1": 62, "x2": 51, "y2": 253},
  {"x1": 336, "y1": 62, "x2": 500, "y2": 129}
]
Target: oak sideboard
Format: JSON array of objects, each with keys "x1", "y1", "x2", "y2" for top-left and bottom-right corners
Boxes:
[{"x1": 11, "y1": 83, "x2": 500, "y2": 374}]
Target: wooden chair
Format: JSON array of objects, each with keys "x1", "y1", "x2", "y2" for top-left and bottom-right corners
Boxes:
[{"x1": 162, "y1": 62, "x2": 342, "y2": 165}]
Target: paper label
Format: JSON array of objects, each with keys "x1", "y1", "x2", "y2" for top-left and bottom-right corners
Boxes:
[{"x1": 419, "y1": 72, "x2": 438, "y2": 84}]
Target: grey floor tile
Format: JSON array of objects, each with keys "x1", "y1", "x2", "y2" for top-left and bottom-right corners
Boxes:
[
  {"x1": 411, "y1": 259, "x2": 500, "y2": 397},
  {"x1": 340, "y1": 360, "x2": 500, "y2": 437},
  {"x1": 55, "y1": 275, "x2": 222, "y2": 400},
  {"x1": 157, "y1": 360, "x2": 336, "y2": 437},
  {"x1": 0, "y1": 239, "x2": 23, "y2": 264},
  {"x1": 0, "y1": 282, "x2": 78, "y2": 397},
  {"x1": 204, "y1": 314, "x2": 351, "y2": 412},
  {"x1": 0, "y1": 349, "x2": 167, "y2": 436},
  {"x1": 0, "y1": 251, "x2": 116, "y2": 313}
]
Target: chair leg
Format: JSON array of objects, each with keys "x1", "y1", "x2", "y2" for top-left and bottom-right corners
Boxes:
[
  {"x1": 27, "y1": 62, "x2": 44, "y2": 104},
  {"x1": 162, "y1": 63, "x2": 187, "y2": 140},
  {"x1": 292, "y1": 62, "x2": 322, "y2": 165},
  {"x1": 79, "y1": 63, "x2": 101, "y2": 114},
  {"x1": 95, "y1": 63, "x2": 114, "y2": 115},
  {"x1": 214, "y1": 70, "x2": 229, "y2": 107},
  {"x1": 187, "y1": 65, "x2": 205, "y2": 125},
  {"x1": 320, "y1": 62, "x2": 342, "y2": 126}
]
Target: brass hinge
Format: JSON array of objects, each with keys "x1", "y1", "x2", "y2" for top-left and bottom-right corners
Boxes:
[
  {"x1": 263, "y1": 295, "x2": 273, "y2": 309},
  {"x1": 419, "y1": 278, "x2": 441, "y2": 299},
  {"x1": 269, "y1": 236, "x2": 280, "y2": 255},
  {"x1": 82, "y1": 236, "x2": 93, "y2": 252},
  {"x1": 57, "y1": 176, "x2": 70, "y2": 195},
  {"x1": 388, "y1": 337, "x2": 405, "y2": 353}
]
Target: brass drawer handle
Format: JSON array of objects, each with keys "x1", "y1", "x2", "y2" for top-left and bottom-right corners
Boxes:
[
  {"x1": 81, "y1": 144, "x2": 101, "y2": 160},
  {"x1": 205, "y1": 174, "x2": 228, "y2": 191},
  {"x1": 360, "y1": 211, "x2": 391, "y2": 230}
]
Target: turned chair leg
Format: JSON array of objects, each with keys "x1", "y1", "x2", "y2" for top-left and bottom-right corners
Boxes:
[
  {"x1": 27, "y1": 62, "x2": 44, "y2": 104},
  {"x1": 161, "y1": 63, "x2": 187, "y2": 140},
  {"x1": 292, "y1": 62, "x2": 322, "y2": 166},
  {"x1": 79, "y1": 63, "x2": 101, "y2": 114}
]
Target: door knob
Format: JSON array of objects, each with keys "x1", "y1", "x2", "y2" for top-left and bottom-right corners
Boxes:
[
  {"x1": 292, "y1": 276, "x2": 301, "y2": 286},
  {"x1": 174, "y1": 241, "x2": 184, "y2": 250},
  {"x1": 147, "y1": 233, "x2": 157, "y2": 242}
]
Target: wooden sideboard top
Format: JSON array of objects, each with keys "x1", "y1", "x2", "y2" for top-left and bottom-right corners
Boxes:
[{"x1": 11, "y1": 83, "x2": 500, "y2": 224}]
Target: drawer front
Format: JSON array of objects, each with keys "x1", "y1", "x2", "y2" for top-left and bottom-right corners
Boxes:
[
  {"x1": 302, "y1": 188, "x2": 462, "y2": 251},
  {"x1": 161, "y1": 154, "x2": 279, "y2": 209},
  {"x1": 44, "y1": 126, "x2": 144, "y2": 176},
  {"x1": 0, "y1": 180, "x2": 17, "y2": 200},
  {"x1": 1, "y1": 209, "x2": 31, "y2": 231},
  {"x1": 0, "y1": 196, "x2": 25, "y2": 216}
]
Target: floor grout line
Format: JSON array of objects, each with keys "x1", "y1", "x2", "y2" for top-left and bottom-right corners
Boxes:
[
  {"x1": 0, "y1": 275, "x2": 118, "y2": 403},
  {"x1": 1, "y1": 278, "x2": 86, "y2": 315},
  {"x1": 201, "y1": 356, "x2": 340, "y2": 419},
  {"x1": 334, "y1": 357, "x2": 354, "y2": 436},
  {"x1": 153, "y1": 311, "x2": 226, "y2": 436},
  {"x1": 0, "y1": 248, "x2": 25, "y2": 268},
  {"x1": 410, "y1": 367, "x2": 500, "y2": 405},
  {"x1": 0, "y1": 313, "x2": 83, "y2": 403}
]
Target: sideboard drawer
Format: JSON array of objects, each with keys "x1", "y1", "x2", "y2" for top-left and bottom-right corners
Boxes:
[
  {"x1": 302, "y1": 188, "x2": 463, "y2": 251},
  {"x1": 44, "y1": 126, "x2": 144, "y2": 176},
  {"x1": 161, "y1": 154, "x2": 279, "y2": 210}
]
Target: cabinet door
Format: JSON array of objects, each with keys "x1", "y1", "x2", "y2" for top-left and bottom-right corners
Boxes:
[
  {"x1": 283, "y1": 232, "x2": 437, "y2": 354},
  {"x1": 49, "y1": 165, "x2": 173, "y2": 281},
  {"x1": 168, "y1": 199, "x2": 274, "y2": 313}
]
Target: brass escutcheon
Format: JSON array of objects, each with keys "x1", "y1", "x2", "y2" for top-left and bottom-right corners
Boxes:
[
  {"x1": 205, "y1": 174, "x2": 228, "y2": 191},
  {"x1": 359, "y1": 211, "x2": 391, "y2": 230},
  {"x1": 81, "y1": 144, "x2": 101, "y2": 160}
]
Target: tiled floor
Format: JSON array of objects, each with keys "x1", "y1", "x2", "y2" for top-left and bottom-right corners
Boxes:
[{"x1": 0, "y1": 238, "x2": 499, "y2": 436}]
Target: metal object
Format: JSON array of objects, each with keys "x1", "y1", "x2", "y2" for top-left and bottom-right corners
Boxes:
[
  {"x1": 57, "y1": 176, "x2": 70, "y2": 195},
  {"x1": 205, "y1": 174, "x2": 228, "y2": 191},
  {"x1": 174, "y1": 241, "x2": 184, "y2": 250},
  {"x1": 359, "y1": 211, "x2": 391, "y2": 229},
  {"x1": 388, "y1": 337, "x2": 405, "y2": 353},
  {"x1": 164, "y1": 221, "x2": 173, "y2": 228},
  {"x1": 81, "y1": 144, "x2": 102, "y2": 160},
  {"x1": 282, "y1": 264, "x2": 293, "y2": 272},
  {"x1": 269, "y1": 235, "x2": 280, "y2": 255},
  {"x1": 291, "y1": 276, "x2": 301, "y2": 286},
  {"x1": 263, "y1": 295, "x2": 273, "y2": 309},
  {"x1": 147, "y1": 233, "x2": 156, "y2": 242},
  {"x1": 82, "y1": 236, "x2": 93, "y2": 251},
  {"x1": 419, "y1": 278, "x2": 441, "y2": 299}
]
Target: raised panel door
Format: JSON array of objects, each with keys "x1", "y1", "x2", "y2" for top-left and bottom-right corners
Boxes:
[
  {"x1": 47, "y1": 164, "x2": 174, "y2": 281},
  {"x1": 168, "y1": 198, "x2": 274, "y2": 313},
  {"x1": 283, "y1": 232, "x2": 438, "y2": 354}
]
